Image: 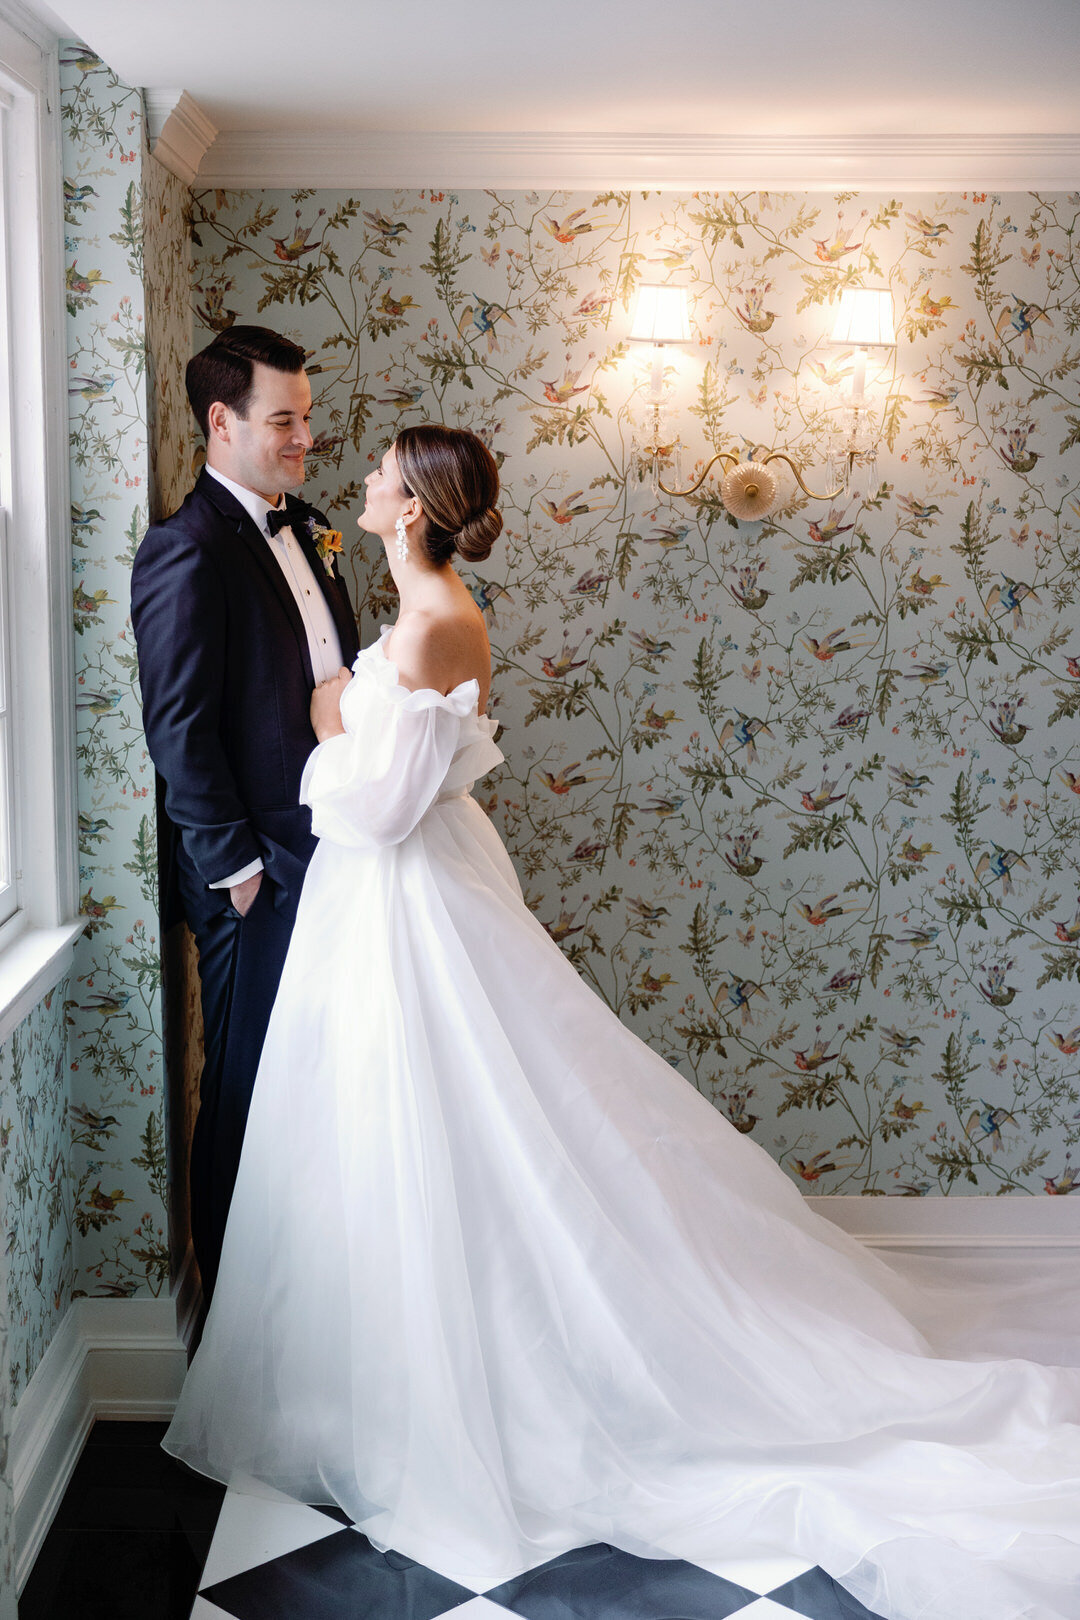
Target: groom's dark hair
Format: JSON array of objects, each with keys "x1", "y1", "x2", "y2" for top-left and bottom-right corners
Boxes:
[{"x1": 186, "y1": 325, "x2": 307, "y2": 438}]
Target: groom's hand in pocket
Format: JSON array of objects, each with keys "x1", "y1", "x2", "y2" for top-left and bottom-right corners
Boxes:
[{"x1": 229, "y1": 872, "x2": 263, "y2": 917}]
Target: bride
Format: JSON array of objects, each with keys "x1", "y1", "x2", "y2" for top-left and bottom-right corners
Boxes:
[{"x1": 163, "y1": 423, "x2": 1080, "y2": 1620}]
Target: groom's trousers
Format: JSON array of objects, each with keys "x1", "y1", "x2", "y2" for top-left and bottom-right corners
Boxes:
[{"x1": 177, "y1": 847, "x2": 298, "y2": 1305}]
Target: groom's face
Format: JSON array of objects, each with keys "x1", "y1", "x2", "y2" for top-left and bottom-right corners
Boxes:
[{"x1": 214, "y1": 361, "x2": 314, "y2": 500}]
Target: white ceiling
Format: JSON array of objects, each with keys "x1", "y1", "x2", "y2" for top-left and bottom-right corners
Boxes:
[{"x1": 24, "y1": 0, "x2": 1080, "y2": 138}]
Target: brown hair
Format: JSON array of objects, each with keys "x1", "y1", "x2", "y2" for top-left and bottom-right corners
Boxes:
[
  {"x1": 186, "y1": 325, "x2": 307, "y2": 438},
  {"x1": 395, "y1": 424, "x2": 503, "y2": 565}
]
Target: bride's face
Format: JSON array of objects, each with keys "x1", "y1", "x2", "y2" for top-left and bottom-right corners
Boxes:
[{"x1": 358, "y1": 443, "x2": 410, "y2": 542}]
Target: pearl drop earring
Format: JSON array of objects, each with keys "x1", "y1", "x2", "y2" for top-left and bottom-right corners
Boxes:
[{"x1": 394, "y1": 515, "x2": 410, "y2": 564}]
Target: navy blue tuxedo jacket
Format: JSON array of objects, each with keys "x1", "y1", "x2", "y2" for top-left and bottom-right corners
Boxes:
[{"x1": 131, "y1": 469, "x2": 360, "y2": 923}]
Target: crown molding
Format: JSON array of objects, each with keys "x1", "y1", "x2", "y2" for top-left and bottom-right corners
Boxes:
[
  {"x1": 194, "y1": 130, "x2": 1080, "y2": 192},
  {"x1": 144, "y1": 88, "x2": 217, "y2": 186}
]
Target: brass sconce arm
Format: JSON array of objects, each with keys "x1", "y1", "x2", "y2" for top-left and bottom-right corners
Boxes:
[{"x1": 658, "y1": 448, "x2": 845, "y2": 504}]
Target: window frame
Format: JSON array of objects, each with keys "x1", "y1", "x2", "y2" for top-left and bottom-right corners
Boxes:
[{"x1": 0, "y1": 3, "x2": 81, "y2": 1045}]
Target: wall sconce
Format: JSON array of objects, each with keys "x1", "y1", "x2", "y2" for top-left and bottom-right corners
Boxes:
[
  {"x1": 825, "y1": 285, "x2": 897, "y2": 494},
  {"x1": 628, "y1": 282, "x2": 848, "y2": 521},
  {"x1": 629, "y1": 283, "x2": 692, "y2": 495}
]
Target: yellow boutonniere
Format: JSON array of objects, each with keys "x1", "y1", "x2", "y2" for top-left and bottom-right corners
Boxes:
[{"x1": 307, "y1": 518, "x2": 344, "y2": 576}]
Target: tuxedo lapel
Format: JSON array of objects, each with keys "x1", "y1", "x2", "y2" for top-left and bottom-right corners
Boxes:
[{"x1": 196, "y1": 470, "x2": 316, "y2": 687}]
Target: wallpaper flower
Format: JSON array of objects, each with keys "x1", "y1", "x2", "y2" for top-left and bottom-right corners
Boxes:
[{"x1": 190, "y1": 184, "x2": 1080, "y2": 1199}]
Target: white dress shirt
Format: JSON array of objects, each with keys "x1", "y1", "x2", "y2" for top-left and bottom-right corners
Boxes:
[{"x1": 204, "y1": 465, "x2": 346, "y2": 891}]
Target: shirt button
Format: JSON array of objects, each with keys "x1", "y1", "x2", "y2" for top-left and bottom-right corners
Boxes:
[
  {"x1": 321, "y1": 637, "x2": 326, "y2": 644},
  {"x1": 305, "y1": 589, "x2": 311, "y2": 595}
]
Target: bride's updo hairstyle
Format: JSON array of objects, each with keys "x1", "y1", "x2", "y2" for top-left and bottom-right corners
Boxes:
[{"x1": 395, "y1": 424, "x2": 503, "y2": 565}]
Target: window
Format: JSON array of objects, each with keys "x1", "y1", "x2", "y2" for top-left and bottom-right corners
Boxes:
[{"x1": 0, "y1": 6, "x2": 80, "y2": 1042}]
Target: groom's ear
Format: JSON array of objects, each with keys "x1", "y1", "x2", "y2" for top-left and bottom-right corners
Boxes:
[{"x1": 207, "y1": 400, "x2": 231, "y2": 443}]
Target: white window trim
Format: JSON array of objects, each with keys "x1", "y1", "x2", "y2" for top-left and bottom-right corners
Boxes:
[{"x1": 0, "y1": 4, "x2": 80, "y2": 1046}]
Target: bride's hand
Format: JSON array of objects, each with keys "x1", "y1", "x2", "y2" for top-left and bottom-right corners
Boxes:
[{"x1": 311, "y1": 667, "x2": 352, "y2": 741}]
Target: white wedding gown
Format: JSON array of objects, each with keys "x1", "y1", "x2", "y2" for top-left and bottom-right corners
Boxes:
[{"x1": 164, "y1": 626, "x2": 1080, "y2": 1620}]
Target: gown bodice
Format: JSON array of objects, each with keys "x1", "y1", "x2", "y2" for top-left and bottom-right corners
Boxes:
[{"x1": 299, "y1": 625, "x2": 505, "y2": 849}]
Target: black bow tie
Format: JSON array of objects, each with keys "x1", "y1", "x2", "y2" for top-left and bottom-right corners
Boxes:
[{"x1": 266, "y1": 501, "x2": 308, "y2": 538}]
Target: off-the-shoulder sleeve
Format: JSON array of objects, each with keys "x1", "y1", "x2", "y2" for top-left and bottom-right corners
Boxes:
[{"x1": 300, "y1": 663, "x2": 478, "y2": 848}]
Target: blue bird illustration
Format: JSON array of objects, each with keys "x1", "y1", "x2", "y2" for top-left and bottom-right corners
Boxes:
[
  {"x1": 898, "y1": 925, "x2": 941, "y2": 949},
  {"x1": 975, "y1": 844, "x2": 1029, "y2": 896},
  {"x1": 889, "y1": 765, "x2": 931, "y2": 795},
  {"x1": 457, "y1": 296, "x2": 516, "y2": 353},
  {"x1": 965, "y1": 1101, "x2": 1016, "y2": 1153},
  {"x1": 719, "y1": 712, "x2": 773, "y2": 762},
  {"x1": 986, "y1": 574, "x2": 1038, "y2": 628},
  {"x1": 994, "y1": 296, "x2": 1051, "y2": 353}
]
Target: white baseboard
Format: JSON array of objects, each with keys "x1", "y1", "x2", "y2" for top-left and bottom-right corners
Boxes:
[
  {"x1": 811, "y1": 1192, "x2": 1080, "y2": 1257},
  {"x1": 10, "y1": 1294, "x2": 188, "y2": 1593}
]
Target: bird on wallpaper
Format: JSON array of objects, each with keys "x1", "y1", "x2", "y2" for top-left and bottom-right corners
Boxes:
[
  {"x1": 378, "y1": 289, "x2": 419, "y2": 319},
  {"x1": 544, "y1": 907, "x2": 585, "y2": 944},
  {"x1": 812, "y1": 212, "x2": 867, "y2": 263},
  {"x1": 539, "y1": 762, "x2": 599, "y2": 795},
  {"x1": 77, "y1": 813, "x2": 110, "y2": 844},
  {"x1": 64, "y1": 179, "x2": 97, "y2": 207},
  {"x1": 905, "y1": 212, "x2": 951, "y2": 240},
  {"x1": 989, "y1": 699, "x2": 1028, "y2": 745},
  {"x1": 908, "y1": 569, "x2": 945, "y2": 596},
  {"x1": 964, "y1": 1102, "x2": 1016, "y2": 1153},
  {"x1": 712, "y1": 977, "x2": 768, "y2": 1026},
  {"x1": 792, "y1": 1038, "x2": 838, "y2": 1072},
  {"x1": 975, "y1": 844, "x2": 1030, "y2": 895},
  {"x1": 796, "y1": 896, "x2": 847, "y2": 928},
  {"x1": 70, "y1": 504, "x2": 103, "y2": 535},
  {"x1": 736, "y1": 283, "x2": 777, "y2": 334},
  {"x1": 568, "y1": 569, "x2": 611, "y2": 599},
  {"x1": 805, "y1": 354, "x2": 853, "y2": 387},
  {"x1": 467, "y1": 578, "x2": 512, "y2": 620},
  {"x1": 903, "y1": 661, "x2": 950, "y2": 686},
  {"x1": 573, "y1": 290, "x2": 614, "y2": 316},
  {"x1": 87, "y1": 1183, "x2": 132, "y2": 1213},
  {"x1": 802, "y1": 627, "x2": 870, "y2": 663},
  {"x1": 919, "y1": 384, "x2": 962, "y2": 412},
  {"x1": 897, "y1": 925, "x2": 941, "y2": 949},
  {"x1": 994, "y1": 296, "x2": 1052, "y2": 352},
  {"x1": 540, "y1": 642, "x2": 589, "y2": 679},
  {"x1": 899, "y1": 838, "x2": 936, "y2": 865},
  {"x1": 644, "y1": 524, "x2": 690, "y2": 550},
  {"x1": 1053, "y1": 903, "x2": 1080, "y2": 943},
  {"x1": 642, "y1": 796, "x2": 686, "y2": 818},
  {"x1": 626, "y1": 898, "x2": 670, "y2": 927},
  {"x1": 915, "y1": 290, "x2": 955, "y2": 319},
  {"x1": 731, "y1": 565, "x2": 770, "y2": 611},
  {"x1": 1044, "y1": 1166, "x2": 1079, "y2": 1195},
  {"x1": 1064, "y1": 655, "x2": 1080, "y2": 679},
  {"x1": 986, "y1": 574, "x2": 1039, "y2": 628},
  {"x1": 880, "y1": 1026, "x2": 924, "y2": 1054},
  {"x1": 572, "y1": 838, "x2": 607, "y2": 863},
  {"x1": 541, "y1": 209, "x2": 609, "y2": 244},
  {"x1": 69, "y1": 1104, "x2": 120, "y2": 1138},
  {"x1": 270, "y1": 211, "x2": 325, "y2": 262},
  {"x1": 997, "y1": 425, "x2": 1041, "y2": 476},
  {"x1": 75, "y1": 688, "x2": 122, "y2": 716},
  {"x1": 889, "y1": 1095, "x2": 930, "y2": 1122},
  {"x1": 824, "y1": 968, "x2": 862, "y2": 993},
  {"x1": 638, "y1": 969, "x2": 674, "y2": 995},
  {"x1": 799, "y1": 779, "x2": 846, "y2": 813},
  {"x1": 789, "y1": 1151, "x2": 840, "y2": 1184},
  {"x1": 806, "y1": 510, "x2": 854, "y2": 545},
  {"x1": 67, "y1": 372, "x2": 115, "y2": 401},
  {"x1": 832, "y1": 703, "x2": 871, "y2": 729},
  {"x1": 540, "y1": 491, "x2": 593, "y2": 524},
  {"x1": 59, "y1": 45, "x2": 103, "y2": 70},
  {"x1": 724, "y1": 833, "x2": 764, "y2": 877},
  {"x1": 642, "y1": 705, "x2": 678, "y2": 732},
  {"x1": 629, "y1": 631, "x2": 675, "y2": 660},
  {"x1": 1057, "y1": 769, "x2": 1080, "y2": 797},
  {"x1": 888, "y1": 768, "x2": 934, "y2": 799},
  {"x1": 896, "y1": 494, "x2": 941, "y2": 523},
  {"x1": 458, "y1": 297, "x2": 516, "y2": 353},
  {"x1": 647, "y1": 245, "x2": 695, "y2": 272},
  {"x1": 1046, "y1": 1027, "x2": 1080, "y2": 1056},
  {"x1": 377, "y1": 384, "x2": 426, "y2": 409},
  {"x1": 195, "y1": 285, "x2": 238, "y2": 333},
  {"x1": 978, "y1": 965, "x2": 1017, "y2": 1007},
  {"x1": 719, "y1": 712, "x2": 773, "y2": 762},
  {"x1": 363, "y1": 210, "x2": 410, "y2": 240},
  {"x1": 77, "y1": 989, "x2": 133, "y2": 1016},
  {"x1": 540, "y1": 368, "x2": 591, "y2": 406}
]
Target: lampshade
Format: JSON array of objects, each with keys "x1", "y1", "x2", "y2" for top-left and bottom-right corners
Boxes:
[
  {"x1": 829, "y1": 286, "x2": 896, "y2": 348},
  {"x1": 629, "y1": 283, "x2": 692, "y2": 344}
]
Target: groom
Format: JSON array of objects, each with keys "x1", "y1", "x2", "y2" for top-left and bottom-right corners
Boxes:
[{"x1": 132, "y1": 325, "x2": 359, "y2": 1307}]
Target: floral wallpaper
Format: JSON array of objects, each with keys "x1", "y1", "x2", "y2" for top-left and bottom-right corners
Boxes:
[{"x1": 189, "y1": 185, "x2": 1080, "y2": 1199}]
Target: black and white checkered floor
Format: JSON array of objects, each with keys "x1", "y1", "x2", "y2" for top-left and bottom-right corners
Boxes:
[{"x1": 190, "y1": 1485, "x2": 883, "y2": 1620}]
